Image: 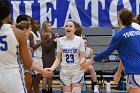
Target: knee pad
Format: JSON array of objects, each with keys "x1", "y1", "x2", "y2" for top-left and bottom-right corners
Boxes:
[{"x1": 72, "y1": 87, "x2": 81, "y2": 93}]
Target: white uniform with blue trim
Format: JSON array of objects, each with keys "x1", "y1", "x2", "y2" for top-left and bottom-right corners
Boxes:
[
  {"x1": 57, "y1": 35, "x2": 85, "y2": 86},
  {"x1": 0, "y1": 24, "x2": 26, "y2": 93},
  {"x1": 127, "y1": 75, "x2": 140, "y2": 89},
  {"x1": 85, "y1": 47, "x2": 91, "y2": 60},
  {"x1": 30, "y1": 31, "x2": 43, "y2": 75}
]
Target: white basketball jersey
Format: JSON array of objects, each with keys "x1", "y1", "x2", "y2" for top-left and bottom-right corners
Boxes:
[
  {"x1": 0, "y1": 24, "x2": 19, "y2": 72},
  {"x1": 57, "y1": 35, "x2": 85, "y2": 67},
  {"x1": 31, "y1": 31, "x2": 42, "y2": 57},
  {"x1": 85, "y1": 47, "x2": 91, "y2": 60},
  {"x1": 26, "y1": 37, "x2": 30, "y2": 45}
]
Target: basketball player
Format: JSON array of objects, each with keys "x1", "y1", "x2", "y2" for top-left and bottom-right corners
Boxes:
[
  {"x1": 16, "y1": 21, "x2": 33, "y2": 93},
  {"x1": 49, "y1": 20, "x2": 85, "y2": 93},
  {"x1": 0, "y1": 0, "x2": 52, "y2": 93},
  {"x1": 83, "y1": 38, "x2": 97, "y2": 91},
  {"x1": 82, "y1": 8, "x2": 140, "y2": 93},
  {"x1": 114, "y1": 14, "x2": 140, "y2": 85},
  {"x1": 16, "y1": 14, "x2": 33, "y2": 93},
  {"x1": 16, "y1": 14, "x2": 30, "y2": 24},
  {"x1": 8, "y1": 19, "x2": 16, "y2": 27},
  {"x1": 29, "y1": 18, "x2": 49, "y2": 93}
]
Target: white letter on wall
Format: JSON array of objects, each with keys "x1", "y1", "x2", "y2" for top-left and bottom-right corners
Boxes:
[
  {"x1": 136, "y1": 0, "x2": 140, "y2": 15},
  {"x1": 38, "y1": 0, "x2": 57, "y2": 28},
  {"x1": 109, "y1": 0, "x2": 132, "y2": 27},
  {"x1": 23, "y1": 1, "x2": 34, "y2": 17},
  {"x1": 85, "y1": 0, "x2": 105, "y2": 27},
  {"x1": 122, "y1": 0, "x2": 132, "y2": 11},
  {"x1": 11, "y1": 1, "x2": 21, "y2": 21},
  {"x1": 109, "y1": 0, "x2": 119, "y2": 27},
  {"x1": 64, "y1": 0, "x2": 81, "y2": 26}
]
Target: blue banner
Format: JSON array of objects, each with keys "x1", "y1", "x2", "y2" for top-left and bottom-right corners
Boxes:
[{"x1": 10, "y1": 0, "x2": 140, "y2": 28}]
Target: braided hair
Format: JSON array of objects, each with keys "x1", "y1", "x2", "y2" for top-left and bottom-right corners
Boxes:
[{"x1": 0, "y1": 0, "x2": 11, "y2": 28}]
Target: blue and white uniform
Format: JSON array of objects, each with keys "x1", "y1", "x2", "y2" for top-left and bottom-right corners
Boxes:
[
  {"x1": 94, "y1": 26, "x2": 140, "y2": 88},
  {"x1": 132, "y1": 22, "x2": 140, "y2": 30},
  {"x1": 0, "y1": 24, "x2": 26, "y2": 93},
  {"x1": 57, "y1": 35, "x2": 85, "y2": 86},
  {"x1": 85, "y1": 47, "x2": 91, "y2": 60},
  {"x1": 23, "y1": 37, "x2": 31, "y2": 73},
  {"x1": 30, "y1": 31, "x2": 43, "y2": 75}
]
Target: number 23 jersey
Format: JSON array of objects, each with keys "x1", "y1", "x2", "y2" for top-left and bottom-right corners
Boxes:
[{"x1": 57, "y1": 35, "x2": 85, "y2": 67}]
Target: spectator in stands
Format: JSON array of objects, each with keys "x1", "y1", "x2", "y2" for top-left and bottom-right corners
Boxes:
[
  {"x1": 49, "y1": 20, "x2": 85, "y2": 93},
  {"x1": 29, "y1": 18, "x2": 49, "y2": 93},
  {"x1": 83, "y1": 37, "x2": 97, "y2": 91},
  {"x1": 41, "y1": 21, "x2": 56, "y2": 93},
  {"x1": 82, "y1": 8, "x2": 140, "y2": 93}
]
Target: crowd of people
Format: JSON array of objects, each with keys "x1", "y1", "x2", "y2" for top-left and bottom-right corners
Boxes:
[{"x1": 0, "y1": 0, "x2": 140, "y2": 93}]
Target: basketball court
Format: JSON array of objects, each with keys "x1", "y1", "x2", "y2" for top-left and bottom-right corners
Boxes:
[{"x1": 37, "y1": 80, "x2": 127, "y2": 93}]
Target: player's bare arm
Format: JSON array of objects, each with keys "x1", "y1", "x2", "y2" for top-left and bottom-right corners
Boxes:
[
  {"x1": 12, "y1": 27, "x2": 32, "y2": 68},
  {"x1": 12, "y1": 27, "x2": 53, "y2": 77},
  {"x1": 90, "y1": 48, "x2": 94, "y2": 60},
  {"x1": 29, "y1": 33, "x2": 49, "y2": 51},
  {"x1": 80, "y1": 51, "x2": 86, "y2": 64},
  {"x1": 50, "y1": 52, "x2": 62, "y2": 71},
  {"x1": 114, "y1": 61, "x2": 123, "y2": 83}
]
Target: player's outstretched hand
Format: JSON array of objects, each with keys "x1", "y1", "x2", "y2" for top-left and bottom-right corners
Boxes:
[
  {"x1": 80, "y1": 59, "x2": 94, "y2": 70},
  {"x1": 42, "y1": 33, "x2": 50, "y2": 42},
  {"x1": 54, "y1": 38, "x2": 59, "y2": 42},
  {"x1": 42, "y1": 68, "x2": 53, "y2": 78}
]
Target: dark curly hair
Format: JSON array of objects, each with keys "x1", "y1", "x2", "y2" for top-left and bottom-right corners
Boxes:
[
  {"x1": 16, "y1": 14, "x2": 31, "y2": 24},
  {"x1": 0, "y1": 0, "x2": 11, "y2": 28}
]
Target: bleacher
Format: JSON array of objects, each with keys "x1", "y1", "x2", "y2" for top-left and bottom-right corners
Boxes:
[{"x1": 52, "y1": 27, "x2": 121, "y2": 86}]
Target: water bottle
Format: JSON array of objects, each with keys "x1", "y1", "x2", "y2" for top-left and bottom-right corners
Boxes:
[
  {"x1": 112, "y1": 28, "x2": 116, "y2": 37},
  {"x1": 122, "y1": 81, "x2": 126, "y2": 90},
  {"x1": 106, "y1": 81, "x2": 111, "y2": 92},
  {"x1": 82, "y1": 81, "x2": 87, "y2": 91},
  {"x1": 94, "y1": 85, "x2": 99, "y2": 92}
]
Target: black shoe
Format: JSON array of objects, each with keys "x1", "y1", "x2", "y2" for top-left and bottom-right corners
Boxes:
[
  {"x1": 92, "y1": 81, "x2": 97, "y2": 91},
  {"x1": 48, "y1": 88, "x2": 53, "y2": 93},
  {"x1": 42, "y1": 89, "x2": 47, "y2": 93}
]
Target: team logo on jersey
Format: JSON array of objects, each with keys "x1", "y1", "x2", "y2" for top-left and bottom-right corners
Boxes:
[{"x1": 62, "y1": 48, "x2": 77, "y2": 53}]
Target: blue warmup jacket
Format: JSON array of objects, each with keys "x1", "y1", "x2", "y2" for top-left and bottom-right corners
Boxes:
[{"x1": 94, "y1": 26, "x2": 140, "y2": 75}]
